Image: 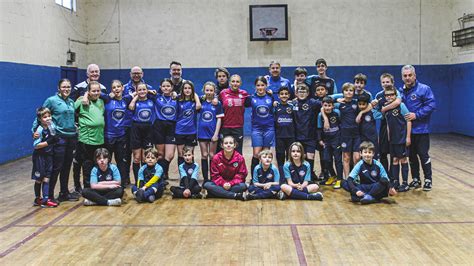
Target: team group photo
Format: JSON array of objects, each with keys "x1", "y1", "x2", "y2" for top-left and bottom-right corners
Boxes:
[{"x1": 1, "y1": 0, "x2": 472, "y2": 264}]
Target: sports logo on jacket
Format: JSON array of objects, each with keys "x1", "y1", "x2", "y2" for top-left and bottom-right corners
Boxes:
[
  {"x1": 183, "y1": 109, "x2": 194, "y2": 118},
  {"x1": 364, "y1": 115, "x2": 371, "y2": 122},
  {"x1": 302, "y1": 103, "x2": 309, "y2": 111},
  {"x1": 138, "y1": 109, "x2": 152, "y2": 121},
  {"x1": 352, "y1": 104, "x2": 357, "y2": 110},
  {"x1": 392, "y1": 109, "x2": 399, "y2": 116},
  {"x1": 187, "y1": 168, "x2": 194, "y2": 175},
  {"x1": 299, "y1": 170, "x2": 306, "y2": 177},
  {"x1": 112, "y1": 110, "x2": 125, "y2": 122},
  {"x1": 370, "y1": 170, "x2": 378, "y2": 177},
  {"x1": 202, "y1": 111, "x2": 214, "y2": 122},
  {"x1": 330, "y1": 116, "x2": 337, "y2": 124},
  {"x1": 410, "y1": 94, "x2": 417, "y2": 100},
  {"x1": 161, "y1": 106, "x2": 176, "y2": 119},
  {"x1": 233, "y1": 162, "x2": 239, "y2": 168},
  {"x1": 256, "y1": 105, "x2": 270, "y2": 118}
]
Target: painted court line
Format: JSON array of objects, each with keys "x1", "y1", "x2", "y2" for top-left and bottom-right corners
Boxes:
[
  {"x1": 14, "y1": 220, "x2": 474, "y2": 228},
  {"x1": 0, "y1": 208, "x2": 42, "y2": 233},
  {"x1": 0, "y1": 203, "x2": 81, "y2": 258},
  {"x1": 433, "y1": 166, "x2": 474, "y2": 189},
  {"x1": 432, "y1": 156, "x2": 474, "y2": 175},
  {"x1": 291, "y1": 225, "x2": 307, "y2": 266}
]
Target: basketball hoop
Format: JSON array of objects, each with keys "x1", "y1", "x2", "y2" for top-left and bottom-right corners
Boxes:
[{"x1": 259, "y1": 27, "x2": 278, "y2": 43}]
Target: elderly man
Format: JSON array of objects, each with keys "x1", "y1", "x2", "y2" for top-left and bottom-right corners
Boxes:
[
  {"x1": 399, "y1": 65, "x2": 436, "y2": 191},
  {"x1": 124, "y1": 66, "x2": 153, "y2": 95},
  {"x1": 71, "y1": 64, "x2": 106, "y2": 100}
]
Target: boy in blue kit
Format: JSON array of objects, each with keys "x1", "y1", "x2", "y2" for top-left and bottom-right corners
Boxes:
[
  {"x1": 292, "y1": 84, "x2": 322, "y2": 181},
  {"x1": 274, "y1": 87, "x2": 295, "y2": 177},
  {"x1": 131, "y1": 148, "x2": 165, "y2": 203},
  {"x1": 384, "y1": 85, "x2": 412, "y2": 192},
  {"x1": 306, "y1": 58, "x2": 338, "y2": 97},
  {"x1": 337, "y1": 83, "x2": 361, "y2": 187},
  {"x1": 356, "y1": 94, "x2": 381, "y2": 159},
  {"x1": 291, "y1": 67, "x2": 307, "y2": 98},
  {"x1": 265, "y1": 60, "x2": 292, "y2": 102},
  {"x1": 32, "y1": 107, "x2": 59, "y2": 208},
  {"x1": 247, "y1": 150, "x2": 281, "y2": 200},
  {"x1": 353, "y1": 73, "x2": 373, "y2": 101},
  {"x1": 170, "y1": 147, "x2": 202, "y2": 199},
  {"x1": 371, "y1": 73, "x2": 402, "y2": 181},
  {"x1": 82, "y1": 148, "x2": 123, "y2": 206},
  {"x1": 342, "y1": 141, "x2": 390, "y2": 204},
  {"x1": 317, "y1": 97, "x2": 343, "y2": 188}
]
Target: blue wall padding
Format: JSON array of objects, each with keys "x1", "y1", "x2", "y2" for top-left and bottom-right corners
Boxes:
[
  {"x1": 0, "y1": 61, "x2": 59, "y2": 163},
  {"x1": 1, "y1": 61, "x2": 472, "y2": 164},
  {"x1": 449, "y1": 62, "x2": 474, "y2": 137}
]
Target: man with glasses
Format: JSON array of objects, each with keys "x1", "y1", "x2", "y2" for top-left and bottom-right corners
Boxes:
[{"x1": 124, "y1": 66, "x2": 153, "y2": 95}]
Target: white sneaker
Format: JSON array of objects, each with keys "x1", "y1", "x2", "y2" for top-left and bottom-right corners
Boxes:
[
  {"x1": 83, "y1": 199, "x2": 97, "y2": 206},
  {"x1": 277, "y1": 191, "x2": 286, "y2": 200},
  {"x1": 107, "y1": 198, "x2": 122, "y2": 206}
]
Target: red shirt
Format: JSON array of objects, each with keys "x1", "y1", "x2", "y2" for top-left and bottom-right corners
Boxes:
[
  {"x1": 219, "y1": 88, "x2": 249, "y2": 128},
  {"x1": 210, "y1": 150, "x2": 247, "y2": 186}
]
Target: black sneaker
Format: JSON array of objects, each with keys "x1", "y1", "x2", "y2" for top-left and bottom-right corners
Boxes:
[
  {"x1": 246, "y1": 193, "x2": 256, "y2": 200},
  {"x1": 308, "y1": 192, "x2": 323, "y2": 201},
  {"x1": 351, "y1": 195, "x2": 361, "y2": 202},
  {"x1": 234, "y1": 192, "x2": 246, "y2": 201},
  {"x1": 277, "y1": 191, "x2": 287, "y2": 200},
  {"x1": 58, "y1": 192, "x2": 79, "y2": 202},
  {"x1": 33, "y1": 197, "x2": 42, "y2": 206},
  {"x1": 398, "y1": 183, "x2": 410, "y2": 192},
  {"x1": 423, "y1": 179, "x2": 432, "y2": 191},
  {"x1": 74, "y1": 186, "x2": 83, "y2": 194},
  {"x1": 391, "y1": 180, "x2": 400, "y2": 190},
  {"x1": 409, "y1": 179, "x2": 421, "y2": 188},
  {"x1": 135, "y1": 190, "x2": 145, "y2": 202},
  {"x1": 191, "y1": 193, "x2": 203, "y2": 199}
]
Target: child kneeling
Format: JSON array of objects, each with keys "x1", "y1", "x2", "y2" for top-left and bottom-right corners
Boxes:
[
  {"x1": 82, "y1": 148, "x2": 124, "y2": 206},
  {"x1": 131, "y1": 148, "x2": 165, "y2": 203},
  {"x1": 342, "y1": 141, "x2": 390, "y2": 204},
  {"x1": 247, "y1": 150, "x2": 280, "y2": 200},
  {"x1": 278, "y1": 142, "x2": 323, "y2": 200},
  {"x1": 170, "y1": 147, "x2": 203, "y2": 199}
]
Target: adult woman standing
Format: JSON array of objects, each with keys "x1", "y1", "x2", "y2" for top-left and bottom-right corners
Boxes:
[
  {"x1": 218, "y1": 74, "x2": 249, "y2": 155},
  {"x1": 33, "y1": 79, "x2": 79, "y2": 202},
  {"x1": 76, "y1": 81, "x2": 106, "y2": 188}
]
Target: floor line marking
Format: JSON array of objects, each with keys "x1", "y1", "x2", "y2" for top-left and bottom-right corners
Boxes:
[
  {"x1": 0, "y1": 203, "x2": 81, "y2": 258},
  {"x1": 431, "y1": 156, "x2": 474, "y2": 175},
  {"x1": 0, "y1": 208, "x2": 42, "y2": 233},
  {"x1": 433, "y1": 166, "x2": 474, "y2": 189},
  {"x1": 291, "y1": 225, "x2": 307, "y2": 266},
  {"x1": 13, "y1": 220, "x2": 473, "y2": 228}
]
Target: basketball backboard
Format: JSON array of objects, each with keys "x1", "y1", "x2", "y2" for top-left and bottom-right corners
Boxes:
[{"x1": 249, "y1": 5, "x2": 288, "y2": 41}]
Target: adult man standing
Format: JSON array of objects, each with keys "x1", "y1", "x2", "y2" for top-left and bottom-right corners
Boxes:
[
  {"x1": 120, "y1": 66, "x2": 154, "y2": 186},
  {"x1": 399, "y1": 65, "x2": 436, "y2": 191},
  {"x1": 71, "y1": 64, "x2": 107, "y2": 100},
  {"x1": 124, "y1": 66, "x2": 153, "y2": 95},
  {"x1": 169, "y1": 61, "x2": 186, "y2": 93},
  {"x1": 71, "y1": 63, "x2": 106, "y2": 195}
]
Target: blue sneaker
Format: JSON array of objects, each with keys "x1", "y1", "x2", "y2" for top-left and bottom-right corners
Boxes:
[{"x1": 360, "y1": 194, "x2": 376, "y2": 204}]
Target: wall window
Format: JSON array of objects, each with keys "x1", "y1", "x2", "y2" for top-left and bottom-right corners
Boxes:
[{"x1": 55, "y1": 0, "x2": 76, "y2": 12}]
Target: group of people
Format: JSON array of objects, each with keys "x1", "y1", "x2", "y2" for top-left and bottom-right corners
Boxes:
[{"x1": 30, "y1": 58, "x2": 436, "y2": 207}]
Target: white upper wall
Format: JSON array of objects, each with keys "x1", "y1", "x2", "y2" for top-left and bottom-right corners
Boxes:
[
  {"x1": 1, "y1": 0, "x2": 472, "y2": 68},
  {"x1": 449, "y1": 0, "x2": 474, "y2": 64},
  {"x1": 0, "y1": 0, "x2": 88, "y2": 68}
]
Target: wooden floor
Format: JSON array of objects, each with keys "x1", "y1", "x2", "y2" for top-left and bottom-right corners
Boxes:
[{"x1": 0, "y1": 134, "x2": 473, "y2": 265}]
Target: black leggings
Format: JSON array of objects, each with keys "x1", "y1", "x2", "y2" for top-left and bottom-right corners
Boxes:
[
  {"x1": 82, "y1": 187, "x2": 124, "y2": 206},
  {"x1": 170, "y1": 177, "x2": 202, "y2": 198}
]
